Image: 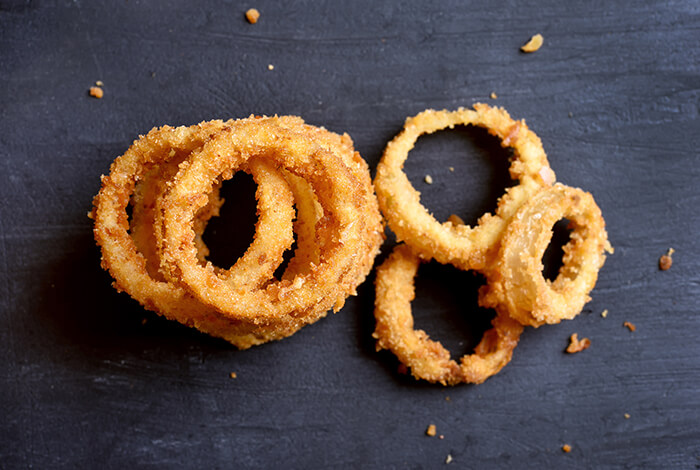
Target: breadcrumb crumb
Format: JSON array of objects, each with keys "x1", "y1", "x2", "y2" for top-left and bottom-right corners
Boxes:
[
  {"x1": 426, "y1": 424, "x2": 437, "y2": 437},
  {"x1": 229, "y1": 372, "x2": 237, "y2": 379},
  {"x1": 562, "y1": 444, "x2": 572, "y2": 453},
  {"x1": 601, "y1": 309, "x2": 609, "y2": 318},
  {"x1": 659, "y1": 247, "x2": 674, "y2": 270},
  {"x1": 95, "y1": 80, "x2": 104, "y2": 87},
  {"x1": 521, "y1": 34, "x2": 544, "y2": 53},
  {"x1": 448, "y1": 167, "x2": 454, "y2": 172},
  {"x1": 424, "y1": 175, "x2": 433, "y2": 184},
  {"x1": 623, "y1": 321, "x2": 636, "y2": 332},
  {"x1": 439, "y1": 435, "x2": 444, "y2": 439},
  {"x1": 268, "y1": 64, "x2": 274, "y2": 70},
  {"x1": 445, "y1": 454, "x2": 453, "y2": 464},
  {"x1": 566, "y1": 333, "x2": 591, "y2": 353},
  {"x1": 245, "y1": 8, "x2": 260, "y2": 24},
  {"x1": 624, "y1": 413, "x2": 630, "y2": 419},
  {"x1": 89, "y1": 86, "x2": 104, "y2": 99},
  {"x1": 490, "y1": 92, "x2": 498, "y2": 99}
]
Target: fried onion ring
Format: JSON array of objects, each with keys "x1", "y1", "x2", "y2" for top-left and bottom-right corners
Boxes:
[
  {"x1": 156, "y1": 116, "x2": 382, "y2": 333},
  {"x1": 480, "y1": 183, "x2": 613, "y2": 327},
  {"x1": 374, "y1": 103, "x2": 556, "y2": 270},
  {"x1": 373, "y1": 244, "x2": 523, "y2": 385},
  {"x1": 92, "y1": 121, "x2": 297, "y2": 348}
]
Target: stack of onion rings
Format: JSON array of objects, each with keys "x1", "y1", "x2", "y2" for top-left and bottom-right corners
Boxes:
[
  {"x1": 91, "y1": 116, "x2": 383, "y2": 348},
  {"x1": 373, "y1": 104, "x2": 612, "y2": 385}
]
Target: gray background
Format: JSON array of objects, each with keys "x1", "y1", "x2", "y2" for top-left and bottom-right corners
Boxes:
[{"x1": 1, "y1": 0, "x2": 699, "y2": 468}]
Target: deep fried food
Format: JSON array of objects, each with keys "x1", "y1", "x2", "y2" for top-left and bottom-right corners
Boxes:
[
  {"x1": 374, "y1": 103, "x2": 555, "y2": 272},
  {"x1": 373, "y1": 105, "x2": 611, "y2": 385},
  {"x1": 156, "y1": 116, "x2": 382, "y2": 337},
  {"x1": 373, "y1": 244, "x2": 523, "y2": 385},
  {"x1": 480, "y1": 184, "x2": 612, "y2": 327},
  {"x1": 93, "y1": 116, "x2": 382, "y2": 348}
]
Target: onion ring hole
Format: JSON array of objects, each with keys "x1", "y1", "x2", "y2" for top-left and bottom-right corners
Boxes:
[{"x1": 402, "y1": 126, "x2": 513, "y2": 227}]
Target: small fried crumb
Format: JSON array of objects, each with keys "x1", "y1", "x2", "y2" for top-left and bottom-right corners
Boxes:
[
  {"x1": 445, "y1": 454, "x2": 453, "y2": 464},
  {"x1": 623, "y1": 321, "x2": 636, "y2": 332},
  {"x1": 447, "y1": 214, "x2": 465, "y2": 226},
  {"x1": 521, "y1": 34, "x2": 544, "y2": 53},
  {"x1": 424, "y1": 175, "x2": 433, "y2": 184},
  {"x1": 448, "y1": 167, "x2": 454, "y2": 172},
  {"x1": 426, "y1": 424, "x2": 437, "y2": 437},
  {"x1": 439, "y1": 435, "x2": 444, "y2": 440},
  {"x1": 601, "y1": 309, "x2": 609, "y2": 318},
  {"x1": 624, "y1": 413, "x2": 630, "y2": 419},
  {"x1": 95, "y1": 80, "x2": 104, "y2": 87},
  {"x1": 659, "y1": 247, "x2": 674, "y2": 270},
  {"x1": 89, "y1": 86, "x2": 104, "y2": 99},
  {"x1": 490, "y1": 92, "x2": 498, "y2": 99},
  {"x1": 566, "y1": 333, "x2": 591, "y2": 353},
  {"x1": 445, "y1": 396, "x2": 451, "y2": 402},
  {"x1": 245, "y1": 8, "x2": 260, "y2": 24},
  {"x1": 141, "y1": 318, "x2": 148, "y2": 325},
  {"x1": 229, "y1": 372, "x2": 237, "y2": 379},
  {"x1": 562, "y1": 444, "x2": 572, "y2": 453},
  {"x1": 268, "y1": 64, "x2": 274, "y2": 70}
]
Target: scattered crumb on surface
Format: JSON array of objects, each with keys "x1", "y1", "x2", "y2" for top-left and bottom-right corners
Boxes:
[
  {"x1": 624, "y1": 413, "x2": 631, "y2": 419},
  {"x1": 141, "y1": 318, "x2": 147, "y2": 325},
  {"x1": 566, "y1": 333, "x2": 591, "y2": 353},
  {"x1": 521, "y1": 33, "x2": 543, "y2": 53},
  {"x1": 445, "y1": 396, "x2": 451, "y2": 402},
  {"x1": 490, "y1": 92, "x2": 498, "y2": 99},
  {"x1": 439, "y1": 435, "x2": 444, "y2": 439},
  {"x1": 245, "y1": 8, "x2": 260, "y2": 24},
  {"x1": 659, "y1": 247, "x2": 674, "y2": 270},
  {"x1": 448, "y1": 167, "x2": 454, "y2": 172},
  {"x1": 95, "y1": 80, "x2": 104, "y2": 87},
  {"x1": 601, "y1": 309, "x2": 609, "y2": 318},
  {"x1": 424, "y1": 174, "x2": 433, "y2": 184},
  {"x1": 229, "y1": 372, "x2": 237, "y2": 379},
  {"x1": 426, "y1": 424, "x2": 437, "y2": 437},
  {"x1": 562, "y1": 444, "x2": 572, "y2": 453},
  {"x1": 623, "y1": 321, "x2": 636, "y2": 332},
  {"x1": 445, "y1": 454, "x2": 453, "y2": 464},
  {"x1": 447, "y1": 214, "x2": 465, "y2": 226},
  {"x1": 268, "y1": 64, "x2": 274, "y2": 70},
  {"x1": 89, "y1": 86, "x2": 104, "y2": 99}
]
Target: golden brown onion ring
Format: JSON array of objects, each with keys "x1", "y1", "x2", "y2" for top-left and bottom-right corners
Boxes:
[
  {"x1": 156, "y1": 116, "x2": 383, "y2": 333},
  {"x1": 92, "y1": 121, "x2": 297, "y2": 348},
  {"x1": 374, "y1": 103, "x2": 556, "y2": 271},
  {"x1": 480, "y1": 183, "x2": 613, "y2": 327},
  {"x1": 373, "y1": 244, "x2": 523, "y2": 385}
]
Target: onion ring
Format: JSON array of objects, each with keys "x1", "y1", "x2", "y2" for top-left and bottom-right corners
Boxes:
[
  {"x1": 480, "y1": 183, "x2": 613, "y2": 327},
  {"x1": 156, "y1": 116, "x2": 382, "y2": 332},
  {"x1": 92, "y1": 121, "x2": 297, "y2": 348},
  {"x1": 373, "y1": 244, "x2": 524, "y2": 385},
  {"x1": 374, "y1": 103, "x2": 556, "y2": 270}
]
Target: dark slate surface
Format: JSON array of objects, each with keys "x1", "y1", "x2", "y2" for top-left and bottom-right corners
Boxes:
[{"x1": 1, "y1": 1, "x2": 699, "y2": 468}]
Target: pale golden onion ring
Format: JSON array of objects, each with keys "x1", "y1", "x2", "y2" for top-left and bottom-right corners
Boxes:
[
  {"x1": 373, "y1": 244, "x2": 524, "y2": 385},
  {"x1": 480, "y1": 183, "x2": 613, "y2": 327},
  {"x1": 374, "y1": 103, "x2": 556, "y2": 271}
]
